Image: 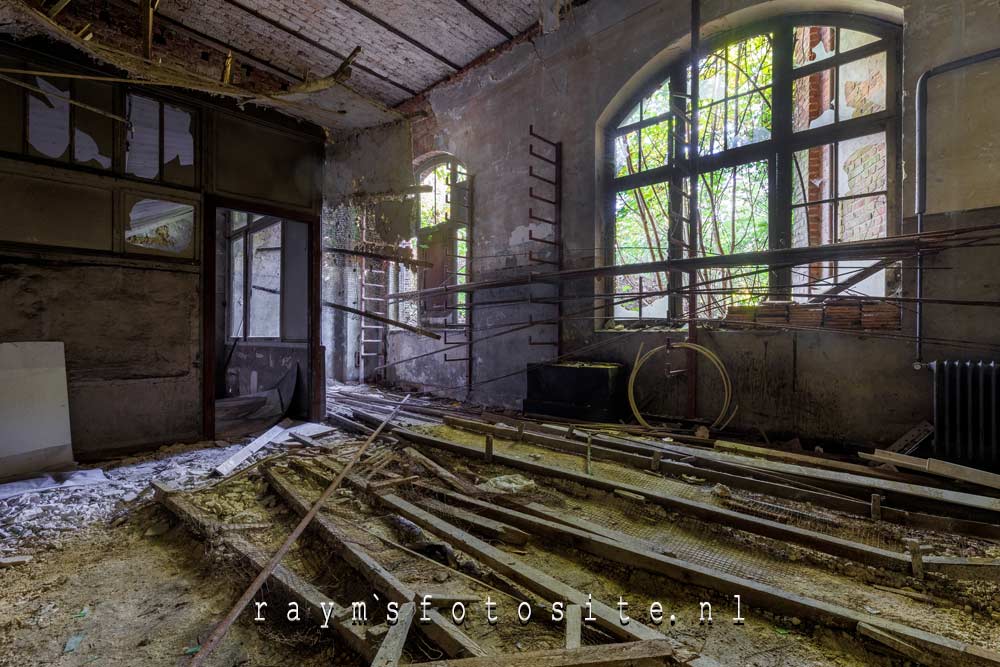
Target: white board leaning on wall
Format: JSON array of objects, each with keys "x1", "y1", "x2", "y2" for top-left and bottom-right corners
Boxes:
[{"x1": 0, "y1": 341, "x2": 74, "y2": 480}]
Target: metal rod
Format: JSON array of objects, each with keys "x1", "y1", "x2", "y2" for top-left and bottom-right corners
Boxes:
[
  {"x1": 322, "y1": 300, "x2": 441, "y2": 340},
  {"x1": 186, "y1": 396, "x2": 410, "y2": 667}
]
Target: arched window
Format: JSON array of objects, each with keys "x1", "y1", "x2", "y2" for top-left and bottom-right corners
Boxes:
[
  {"x1": 605, "y1": 15, "x2": 899, "y2": 323},
  {"x1": 402, "y1": 155, "x2": 471, "y2": 326}
]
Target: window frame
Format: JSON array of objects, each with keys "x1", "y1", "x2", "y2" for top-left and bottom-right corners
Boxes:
[
  {"x1": 602, "y1": 12, "x2": 901, "y2": 326},
  {"x1": 123, "y1": 88, "x2": 200, "y2": 189},
  {"x1": 411, "y1": 154, "x2": 473, "y2": 328},
  {"x1": 226, "y1": 212, "x2": 286, "y2": 343}
]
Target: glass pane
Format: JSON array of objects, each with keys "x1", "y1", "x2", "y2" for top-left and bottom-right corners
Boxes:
[
  {"x1": 643, "y1": 79, "x2": 672, "y2": 119},
  {"x1": 614, "y1": 118, "x2": 671, "y2": 177},
  {"x1": 230, "y1": 211, "x2": 248, "y2": 233},
  {"x1": 619, "y1": 102, "x2": 641, "y2": 128},
  {"x1": 126, "y1": 94, "x2": 161, "y2": 179},
  {"x1": 837, "y1": 131, "x2": 887, "y2": 197},
  {"x1": 27, "y1": 76, "x2": 70, "y2": 161},
  {"x1": 694, "y1": 34, "x2": 773, "y2": 154},
  {"x1": 840, "y1": 28, "x2": 880, "y2": 54},
  {"x1": 73, "y1": 81, "x2": 113, "y2": 169},
  {"x1": 839, "y1": 51, "x2": 886, "y2": 121},
  {"x1": 163, "y1": 103, "x2": 195, "y2": 186},
  {"x1": 125, "y1": 199, "x2": 195, "y2": 257},
  {"x1": 839, "y1": 194, "x2": 887, "y2": 242},
  {"x1": 419, "y1": 162, "x2": 451, "y2": 228},
  {"x1": 793, "y1": 68, "x2": 835, "y2": 131},
  {"x1": 696, "y1": 160, "x2": 769, "y2": 319},
  {"x1": 791, "y1": 202, "x2": 835, "y2": 300},
  {"x1": 613, "y1": 181, "x2": 672, "y2": 318},
  {"x1": 230, "y1": 237, "x2": 245, "y2": 337},
  {"x1": 792, "y1": 144, "x2": 834, "y2": 205},
  {"x1": 249, "y1": 223, "x2": 282, "y2": 338},
  {"x1": 793, "y1": 26, "x2": 835, "y2": 68}
]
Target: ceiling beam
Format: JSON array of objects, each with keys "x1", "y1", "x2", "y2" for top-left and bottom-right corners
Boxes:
[
  {"x1": 219, "y1": 0, "x2": 418, "y2": 97},
  {"x1": 334, "y1": 0, "x2": 460, "y2": 71},
  {"x1": 450, "y1": 0, "x2": 514, "y2": 40}
]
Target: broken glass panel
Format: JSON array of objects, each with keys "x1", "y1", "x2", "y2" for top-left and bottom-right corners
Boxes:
[
  {"x1": 792, "y1": 144, "x2": 834, "y2": 205},
  {"x1": 839, "y1": 194, "x2": 887, "y2": 242},
  {"x1": 27, "y1": 76, "x2": 70, "y2": 161},
  {"x1": 419, "y1": 162, "x2": 451, "y2": 228},
  {"x1": 73, "y1": 81, "x2": 113, "y2": 170},
  {"x1": 126, "y1": 94, "x2": 160, "y2": 180},
  {"x1": 125, "y1": 199, "x2": 195, "y2": 257},
  {"x1": 839, "y1": 28, "x2": 880, "y2": 54},
  {"x1": 793, "y1": 26, "x2": 835, "y2": 68},
  {"x1": 230, "y1": 236, "x2": 245, "y2": 338},
  {"x1": 249, "y1": 223, "x2": 282, "y2": 338},
  {"x1": 839, "y1": 52, "x2": 886, "y2": 121},
  {"x1": 793, "y1": 68, "x2": 835, "y2": 132},
  {"x1": 614, "y1": 117, "x2": 671, "y2": 177},
  {"x1": 163, "y1": 103, "x2": 195, "y2": 186}
]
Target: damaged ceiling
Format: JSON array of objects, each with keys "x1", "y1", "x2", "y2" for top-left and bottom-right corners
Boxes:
[{"x1": 0, "y1": 0, "x2": 564, "y2": 131}]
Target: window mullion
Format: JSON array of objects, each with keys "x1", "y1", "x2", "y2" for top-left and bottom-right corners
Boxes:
[{"x1": 771, "y1": 25, "x2": 794, "y2": 300}]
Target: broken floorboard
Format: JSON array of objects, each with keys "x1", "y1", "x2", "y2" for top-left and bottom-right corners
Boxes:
[
  {"x1": 418, "y1": 640, "x2": 677, "y2": 667},
  {"x1": 388, "y1": 484, "x2": 1000, "y2": 667},
  {"x1": 153, "y1": 482, "x2": 376, "y2": 661},
  {"x1": 436, "y1": 416, "x2": 1000, "y2": 538},
  {"x1": 263, "y1": 464, "x2": 487, "y2": 658},
  {"x1": 391, "y1": 425, "x2": 1000, "y2": 582}
]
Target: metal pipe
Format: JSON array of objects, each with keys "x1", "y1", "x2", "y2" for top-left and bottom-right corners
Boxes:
[
  {"x1": 686, "y1": 0, "x2": 701, "y2": 419},
  {"x1": 914, "y1": 46, "x2": 1000, "y2": 363}
]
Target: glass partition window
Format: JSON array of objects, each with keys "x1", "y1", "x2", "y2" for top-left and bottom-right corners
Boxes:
[
  {"x1": 126, "y1": 93, "x2": 197, "y2": 187},
  {"x1": 125, "y1": 198, "x2": 196, "y2": 258},
  {"x1": 606, "y1": 17, "x2": 897, "y2": 323},
  {"x1": 248, "y1": 223, "x2": 282, "y2": 338}
]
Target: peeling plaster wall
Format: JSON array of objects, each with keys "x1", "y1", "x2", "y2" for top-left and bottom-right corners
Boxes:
[{"x1": 381, "y1": 0, "x2": 1000, "y2": 446}]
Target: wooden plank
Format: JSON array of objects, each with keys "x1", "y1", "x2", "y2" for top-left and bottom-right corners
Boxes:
[
  {"x1": 886, "y1": 421, "x2": 935, "y2": 454},
  {"x1": 263, "y1": 466, "x2": 486, "y2": 658},
  {"x1": 861, "y1": 450, "x2": 1000, "y2": 492},
  {"x1": 397, "y1": 428, "x2": 1000, "y2": 581},
  {"x1": 858, "y1": 622, "x2": 942, "y2": 667},
  {"x1": 213, "y1": 424, "x2": 286, "y2": 477},
  {"x1": 326, "y1": 412, "x2": 399, "y2": 445},
  {"x1": 375, "y1": 493, "x2": 664, "y2": 643},
  {"x1": 398, "y1": 484, "x2": 1000, "y2": 667},
  {"x1": 419, "y1": 640, "x2": 676, "y2": 667},
  {"x1": 713, "y1": 439, "x2": 905, "y2": 478},
  {"x1": 371, "y1": 601, "x2": 415, "y2": 667},
  {"x1": 564, "y1": 604, "x2": 582, "y2": 650},
  {"x1": 402, "y1": 447, "x2": 482, "y2": 496},
  {"x1": 154, "y1": 484, "x2": 374, "y2": 661},
  {"x1": 141, "y1": 0, "x2": 153, "y2": 59},
  {"x1": 419, "y1": 497, "x2": 531, "y2": 545}
]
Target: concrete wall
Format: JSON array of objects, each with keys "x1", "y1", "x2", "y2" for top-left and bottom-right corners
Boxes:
[{"x1": 378, "y1": 0, "x2": 1000, "y2": 446}]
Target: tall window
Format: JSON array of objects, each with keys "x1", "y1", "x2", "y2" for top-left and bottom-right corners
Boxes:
[
  {"x1": 227, "y1": 211, "x2": 282, "y2": 339},
  {"x1": 606, "y1": 15, "x2": 898, "y2": 323},
  {"x1": 405, "y1": 156, "x2": 471, "y2": 326}
]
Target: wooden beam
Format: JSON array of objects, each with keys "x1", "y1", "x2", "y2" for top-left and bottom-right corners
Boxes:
[
  {"x1": 263, "y1": 466, "x2": 486, "y2": 658},
  {"x1": 860, "y1": 450, "x2": 1000, "y2": 492},
  {"x1": 419, "y1": 640, "x2": 677, "y2": 667},
  {"x1": 401, "y1": 484, "x2": 1000, "y2": 667},
  {"x1": 374, "y1": 492, "x2": 664, "y2": 643},
  {"x1": 47, "y1": 0, "x2": 74, "y2": 18},
  {"x1": 564, "y1": 604, "x2": 582, "y2": 650},
  {"x1": 141, "y1": 0, "x2": 154, "y2": 60},
  {"x1": 154, "y1": 483, "x2": 375, "y2": 661},
  {"x1": 323, "y1": 300, "x2": 441, "y2": 340},
  {"x1": 712, "y1": 439, "x2": 906, "y2": 479},
  {"x1": 401, "y1": 447, "x2": 481, "y2": 496},
  {"x1": 213, "y1": 424, "x2": 287, "y2": 477},
  {"x1": 371, "y1": 602, "x2": 415, "y2": 667},
  {"x1": 419, "y1": 497, "x2": 530, "y2": 545},
  {"x1": 393, "y1": 427, "x2": 1000, "y2": 581}
]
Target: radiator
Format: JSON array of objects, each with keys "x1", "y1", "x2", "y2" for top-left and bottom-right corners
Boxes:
[{"x1": 930, "y1": 360, "x2": 999, "y2": 468}]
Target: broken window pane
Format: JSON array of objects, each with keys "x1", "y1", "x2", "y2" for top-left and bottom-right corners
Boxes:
[
  {"x1": 792, "y1": 144, "x2": 834, "y2": 205},
  {"x1": 73, "y1": 81, "x2": 113, "y2": 170},
  {"x1": 696, "y1": 160, "x2": 770, "y2": 319},
  {"x1": 230, "y1": 236, "x2": 245, "y2": 338},
  {"x1": 793, "y1": 26, "x2": 835, "y2": 68},
  {"x1": 163, "y1": 103, "x2": 195, "y2": 186},
  {"x1": 249, "y1": 223, "x2": 282, "y2": 338},
  {"x1": 837, "y1": 131, "x2": 887, "y2": 197},
  {"x1": 125, "y1": 199, "x2": 195, "y2": 257},
  {"x1": 419, "y1": 162, "x2": 451, "y2": 228},
  {"x1": 839, "y1": 52, "x2": 886, "y2": 121},
  {"x1": 230, "y1": 211, "x2": 248, "y2": 233},
  {"x1": 126, "y1": 94, "x2": 161, "y2": 180},
  {"x1": 614, "y1": 118, "x2": 671, "y2": 177},
  {"x1": 793, "y1": 68, "x2": 835, "y2": 131},
  {"x1": 27, "y1": 76, "x2": 70, "y2": 161}
]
